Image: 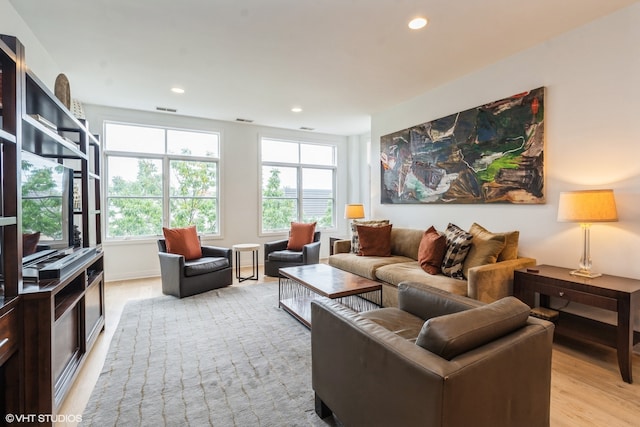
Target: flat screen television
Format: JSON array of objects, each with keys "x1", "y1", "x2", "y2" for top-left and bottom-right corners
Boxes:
[{"x1": 21, "y1": 151, "x2": 74, "y2": 259}]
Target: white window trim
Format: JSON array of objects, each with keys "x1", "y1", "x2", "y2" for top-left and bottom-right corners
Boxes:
[
  {"x1": 103, "y1": 121, "x2": 222, "y2": 241},
  {"x1": 258, "y1": 134, "x2": 339, "y2": 236}
]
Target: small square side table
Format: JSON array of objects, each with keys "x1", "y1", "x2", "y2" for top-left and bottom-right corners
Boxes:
[{"x1": 232, "y1": 243, "x2": 259, "y2": 282}]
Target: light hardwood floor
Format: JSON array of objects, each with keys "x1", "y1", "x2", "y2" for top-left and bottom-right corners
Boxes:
[{"x1": 56, "y1": 268, "x2": 640, "y2": 427}]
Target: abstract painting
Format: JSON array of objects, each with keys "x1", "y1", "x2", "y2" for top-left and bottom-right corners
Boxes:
[{"x1": 380, "y1": 87, "x2": 544, "y2": 204}]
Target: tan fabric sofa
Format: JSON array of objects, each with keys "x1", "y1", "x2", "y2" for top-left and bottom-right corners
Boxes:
[
  {"x1": 311, "y1": 282, "x2": 555, "y2": 427},
  {"x1": 328, "y1": 226, "x2": 536, "y2": 306}
]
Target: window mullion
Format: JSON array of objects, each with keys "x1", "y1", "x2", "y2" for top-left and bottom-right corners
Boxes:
[{"x1": 161, "y1": 156, "x2": 168, "y2": 228}]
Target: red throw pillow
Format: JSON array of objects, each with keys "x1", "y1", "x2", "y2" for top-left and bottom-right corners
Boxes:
[
  {"x1": 162, "y1": 226, "x2": 202, "y2": 260},
  {"x1": 23, "y1": 232, "x2": 41, "y2": 256},
  {"x1": 418, "y1": 226, "x2": 446, "y2": 275},
  {"x1": 287, "y1": 222, "x2": 316, "y2": 251},
  {"x1": 356, "y1": 224, "x2": 392, "y2": 256}
]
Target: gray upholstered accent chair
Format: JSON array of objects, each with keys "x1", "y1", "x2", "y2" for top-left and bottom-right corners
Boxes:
[
  {"x1": 263, "y1": 231, "x2": 321, "y2": 277},
  {"x1": 311, "y1": 282, "x2": 555, "y2": 427},
  {"x1": 157, "y1": 239, "x2": 233, "y2": 298}
]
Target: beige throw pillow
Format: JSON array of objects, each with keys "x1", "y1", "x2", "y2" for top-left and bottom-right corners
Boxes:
[
  {"x1": 469, "y1": 223, "x2": 519, "y2": 262},
  {"x1": 462, "y1": 226, "x2": 506, "y2": 278}
]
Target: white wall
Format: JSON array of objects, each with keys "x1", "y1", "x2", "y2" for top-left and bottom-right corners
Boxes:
[
  {"x1": 0, "y1": 0, "x2": 59, "y2": 86},
  {"x1": 371, "y1": 4, "x2": 640, "y2": 279},
  {"x1": 82, "y1": 105, "x2": 352, "y2": 281}
]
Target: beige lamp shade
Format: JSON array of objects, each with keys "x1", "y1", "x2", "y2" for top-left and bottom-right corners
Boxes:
[
  {"x1": 557, "y1": 189, "x2": 618, "y2": 223},
  {"x1": 344, "y1": 204, "x2": 365, "y2": 220}
]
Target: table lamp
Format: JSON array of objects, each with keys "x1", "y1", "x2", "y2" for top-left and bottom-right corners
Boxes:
[
  {"x1": 345, "y1": 204, "x2": 365, "y2": 234},
  {"x1": 344, "y1": 204, "x2": 365, "y2": 221},
  {"x1": 557, "y1": 189, "x2": 618, "y2": 278}
]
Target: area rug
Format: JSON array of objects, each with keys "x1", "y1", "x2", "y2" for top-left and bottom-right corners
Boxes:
[{"x1": 81, "y1": 283, "x2": 338, "y2": 426}]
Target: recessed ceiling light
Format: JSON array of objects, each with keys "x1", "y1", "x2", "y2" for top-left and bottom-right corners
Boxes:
[
  {"x1": 291, "y1": 106, "x2": 303, "y2": 113},
  {"x1": 408, "y1": 17, "x2": 428, "y2": 30},
  {"x1": 171, "y1": 87, "x2": 185, "y2": 94}
]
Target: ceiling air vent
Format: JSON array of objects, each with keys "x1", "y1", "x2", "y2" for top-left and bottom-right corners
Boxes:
[
  {"x1": 300, "y1": 126, "x2": 315, "y2": 131},
  {"x1": 156, "y1": 106, "x2": 177, "y2": 113},
  {"x1": 236, "y1": 118, "x2": 254, "y2": 123}
]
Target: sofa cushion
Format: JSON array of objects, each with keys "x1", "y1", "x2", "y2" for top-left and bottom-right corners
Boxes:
[
  {"x1": 163, "y1": 225, "x2": 202, "y2": 260},
  {"x1": 287, "y1": 221, "x2": 316, "y2": 251},
  {"x1": 351, "y1": 219, "x2": 389, "y2": 254},
  {"x1": 375, "y1": 262, "x2": 468, "y2": 296},
  {"x1": 328, "y1": 253, "x2": 413, "y2": 280},
  {"x1": 462, "y1": 228, "x2": 506, "y2": 278},
  {"x1": 357, "y1": 224, "x2": 392, "y2": 256},
  {"x1": 389, "y1": 227, "x2": 424, "y2": 260},
  {"x1": 441, "y1": 223, "x2": 473, "y2": 279},
  {"x1": 359, "y1": 307, "x2": 425, "y2": 342},
  {"x1": 418, "y1": 226, "x2": 446, "y2": 275},
  {"x1": 268, "y1": 250, "x2": 304, "y2": 262},
  {"x1": 415, "y1": 296, "x2": 530, "y2": 360},
  {"x1": 469, "y1": 223, "x2": 519, "y2": 261}
]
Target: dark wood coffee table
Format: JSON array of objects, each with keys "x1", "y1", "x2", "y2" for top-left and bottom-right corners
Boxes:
[{"x1": 278, "y1": 264, "x2": 382, "y2": 328}]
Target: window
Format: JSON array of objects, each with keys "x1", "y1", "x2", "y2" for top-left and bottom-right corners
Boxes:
[
  {"x1": 105, "y1": 122, "x2": 220, "y2": 239},
  {"x1": 260, "y1": 137, "x2": 336, "y2": 233}
]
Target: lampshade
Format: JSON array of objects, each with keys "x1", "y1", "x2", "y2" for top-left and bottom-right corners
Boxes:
[
  {"x1": 344, "y1": 204, "x2": 365, "y2": 220},
  {"x1": 557, "y1": 189, "x2": 618, "y2": 223}
]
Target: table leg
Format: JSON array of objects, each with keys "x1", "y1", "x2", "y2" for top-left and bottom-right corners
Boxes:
[
  {"x1": 236, "y1": 249, "x2": 259, "y2": 282},
  {"x1": 253, "y1": 249, "x2": 259, "y2": 280},
  {"x1": 514, "y1": 280, "x2": 535, "y2": 308},
  {"x1": 617, "y1": 297, "x2": 633, "y2": 383},
  {"x1": 235, "y1": 250, "x2": 240, "y2": 280}
]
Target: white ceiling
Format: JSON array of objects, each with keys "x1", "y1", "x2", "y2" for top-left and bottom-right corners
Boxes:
[{"x1": 9, "y1": 0, "x2": 636, "y2": 135}]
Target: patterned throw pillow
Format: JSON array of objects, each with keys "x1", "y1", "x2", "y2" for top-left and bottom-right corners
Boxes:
[
  {"x1": 350, "y1": 219, "x2": 390, "y2": 254},
  {"x1": 441, "y1": 223, "x2": 473, "y2": 279}
]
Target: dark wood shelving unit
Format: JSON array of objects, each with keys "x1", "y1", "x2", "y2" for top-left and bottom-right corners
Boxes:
[
  {"x1": 1, "y1": 33, "x2": 24, "y2": 421},
  {"x1": 1, "y1": 34, "x2": 105, "y2": 423}
]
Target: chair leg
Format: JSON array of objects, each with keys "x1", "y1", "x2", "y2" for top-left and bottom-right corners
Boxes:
[{"x1": 314, "y1": 393, "x2": 332, "y2": 418}]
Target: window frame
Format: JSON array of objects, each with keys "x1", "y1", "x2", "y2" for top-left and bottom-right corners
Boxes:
[
  {"x1": 259, "y1": 135, "x2": 338, "y2": 236},
  {"x1": 103, "y1": 121, "x2": 221, "y2": 241}
]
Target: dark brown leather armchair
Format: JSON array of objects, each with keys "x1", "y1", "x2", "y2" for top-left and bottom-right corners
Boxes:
[
  {"x1": 263, "y1": 231, "x2": 321, "y2": 277},
  {"x1": 157, "y1": 239, "x2": 232, "y2": 298},
  {"x1": 311, "y1": 282, "x2": 554, "y2": 427}
]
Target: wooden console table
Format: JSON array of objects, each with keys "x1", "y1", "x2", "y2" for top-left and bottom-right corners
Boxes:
[{"x1": 514, "y1": 265, "x2": 640, "y2": 383}]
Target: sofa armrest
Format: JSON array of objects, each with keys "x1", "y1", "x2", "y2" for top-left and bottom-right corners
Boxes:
[
  {"x1": 302, "y1": 240, "x2": 321, "y2": 264},
  {"x1": 333, "y1": 239, "x2": 351, "y2": 254},
  {"x1": 467, "y1": 257, "x2": 537, "y2": 303}
]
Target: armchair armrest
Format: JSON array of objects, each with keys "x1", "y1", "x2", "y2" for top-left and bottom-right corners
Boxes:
[
  {"x1": 158, "y1": 251, "x2": 185, "y2": 285},
  {"x1": 332, "y1": 239, "x2": 351, "y2": 254},
  {"x1": 397, "y1": 282, "x2": 481, "y2": 320},
  {"x1": 467, "y1": 257, "x2": 537, "y2": 303},
  {"x1": 302, "y1": 240, "x2": 321, "y2": 264},
  {"x1": 311, "y1": 296, "x2": 554, "y2": 427},
  {"x1": 201, "y1": 245, "x2": 232, "y2": 264},
  {"x1": 264, "y1": 238, "x2": 289, "y2": 261}
]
